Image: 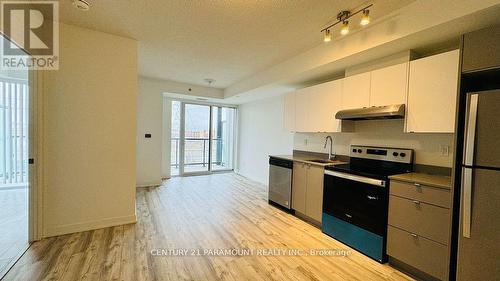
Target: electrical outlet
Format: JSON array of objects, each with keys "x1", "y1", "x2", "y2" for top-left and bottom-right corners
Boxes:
[{"x1": 440, "y1": 145, "x2": 450, "y2": 156}]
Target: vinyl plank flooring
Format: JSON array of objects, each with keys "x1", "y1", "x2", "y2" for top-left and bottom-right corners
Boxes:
[{"x1": 2, "y1": 173, "x2": 415, "y2": 281}]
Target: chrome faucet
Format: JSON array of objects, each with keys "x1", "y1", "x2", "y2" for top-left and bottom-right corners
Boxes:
[{"x1": 324, "y1": 136, "x2": 335, "y2": 160}]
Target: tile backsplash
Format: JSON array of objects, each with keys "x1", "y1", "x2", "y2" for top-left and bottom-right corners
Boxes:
[{"x1": 293, "y1": 120, "x2": 454, "y2": 167}]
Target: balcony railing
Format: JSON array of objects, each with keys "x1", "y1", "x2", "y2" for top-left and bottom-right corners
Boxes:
[{"x1": 171, "y1": 137, "x2": 225, "y2": 168}]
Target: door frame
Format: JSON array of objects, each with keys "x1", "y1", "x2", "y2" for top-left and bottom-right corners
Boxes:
[
  {"x1": 180, "y1": 102, "x2": 213, "y2": 176},
  {"x1": 29, "y1": 69, "x2": 42, "y2": 241},
  {"x1": 174, "y1": 100, "x2": 237, "y2": 177}
]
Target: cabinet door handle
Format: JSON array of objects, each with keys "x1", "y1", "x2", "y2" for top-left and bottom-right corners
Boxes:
[
  {"x1": 414, "y1": 183, "x2": 421, "y2": 187},
  {"x1": 367, "y1": 195, "x2": 378, "y2": 200},
  {"x1": 464, "y1": 94, "x2": 478, "y2": 166},
  {"x1": 410, "y1": 233, "x2": 418, "y2": 238},
  {"x1": 345, "y1": 213, "x2": 352, "y2": 218},
  {"x1": 412, "y1": 200, "x2": 421, "y2": 205}
]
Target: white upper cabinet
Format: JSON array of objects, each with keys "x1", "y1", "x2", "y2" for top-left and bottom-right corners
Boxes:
[
  {"x1": 294, "y1": 87, "x2": 313, "y2": 132},
  {"x1": 310, "y1": 79, "x2": 343, "y2": 132},
  {"x1": 283, "y1": 92, "x2": 296, "y2": 131},
  {"x1": 342, "y1": 72, "x2": 371, "y2": 109},
  {"x1": 406, "y1": 50, "x2": 460, "y2": 133},
  {"x1": 283, "y1": 51, "x2": 458, "y2": 134},
  {"x1": 302, "y1": 84, "x2": 323, "y2": 132},
  {"x1": 292, "y1": 80, "x2": 343, "y2": 133},
  {"x1": 370, "y1": 62, "x2": 408, "y2": 106}
]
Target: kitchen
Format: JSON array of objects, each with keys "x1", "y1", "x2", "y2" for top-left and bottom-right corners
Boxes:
[{"x1": 269, "y1": 25, "x2": 499, "y2": 281}]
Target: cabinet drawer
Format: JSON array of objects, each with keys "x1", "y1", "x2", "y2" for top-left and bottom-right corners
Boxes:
[
  {"x1": 387, "y1": 226, "x2": 448, "y2": 280},
  {"x1": 390, "y1": 180, "x2": 451, "y2": 208},
  {"x1": 388, "y1": 195, "x2": 450, "y2": 245}
]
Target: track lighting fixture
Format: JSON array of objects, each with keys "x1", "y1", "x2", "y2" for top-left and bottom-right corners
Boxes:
[{"x1": 320, "y1": 4, "x2": 372, "y2": 42}]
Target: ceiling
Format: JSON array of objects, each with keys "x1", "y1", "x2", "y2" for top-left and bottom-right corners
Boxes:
[{"x1": 59, "y1": 0, "x2": 414, "y2": 88}]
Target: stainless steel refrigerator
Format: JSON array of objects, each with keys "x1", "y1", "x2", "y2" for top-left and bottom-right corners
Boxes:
[{"x1": 456, "y1": 89, "x2": 500, "y2": 280}]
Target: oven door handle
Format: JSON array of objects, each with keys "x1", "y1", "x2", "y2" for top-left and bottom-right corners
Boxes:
[{"x1": 324, "y1": 170, "x2": 386, "y2": 187}]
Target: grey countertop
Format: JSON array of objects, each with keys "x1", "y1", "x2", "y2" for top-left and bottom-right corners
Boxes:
[
  {"x1": 271, "y1": 154, "x2": 452, "y2": 189},
  {"x1": 389, "y1": 172, "x2": 452, "y2": 190},
  {"x1": 270, "y1": 154, "x2": 346, "y2": 167}
]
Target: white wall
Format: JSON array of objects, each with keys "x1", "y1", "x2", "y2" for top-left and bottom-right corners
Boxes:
[
  {"x1": 294, "y1": 120, "x2": 454, "y2": 168},
  {"x1": 42, "y1": 23, "x2": 138, "y2": 237},
  {"x1": 137, "y1": 79, "x2": 163, "y2": 187},
  {"x1": 237, "y1": 95, "x2": 294, "y2": 184}
]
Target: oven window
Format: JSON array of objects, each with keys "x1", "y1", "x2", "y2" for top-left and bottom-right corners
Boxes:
[{"x1": 323, "y1": 174, "x2": 388, "y2": 235}]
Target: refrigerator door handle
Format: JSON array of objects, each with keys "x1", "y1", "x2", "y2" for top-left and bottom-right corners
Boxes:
[
  {"x1": 464, "y1": 94, "x2": 479, "y2": 166},
  {"x1": 462, "y1": 167, "x2": 473, "y2": 238}
]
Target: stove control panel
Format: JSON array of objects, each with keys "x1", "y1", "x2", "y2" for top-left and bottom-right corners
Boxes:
[{"x1": 350, "y1": 145, "x2": 413, "y2": 164}]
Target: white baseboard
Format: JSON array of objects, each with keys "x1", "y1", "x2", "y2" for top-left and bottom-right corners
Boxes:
[{"x1": 44, "y1": 214, "x2": 137, "y2": 238}]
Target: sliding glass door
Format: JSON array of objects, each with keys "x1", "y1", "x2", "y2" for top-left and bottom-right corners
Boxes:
[
  {"x1": 171, "y1": 101, "x2": 236, "y2": 176},
  {"x1": 211, "y1": 107, "x2": 235, "y2": 171},
  {"x1": 183, "y1": 104, "x2": 211, "y2": 174}
]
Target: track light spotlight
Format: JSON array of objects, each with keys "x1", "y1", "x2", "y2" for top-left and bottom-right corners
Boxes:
[
  {"x1": 360, "y1": 9, "x2": 370, "y2": 26},
  {"x1": 324, "y1": 29, "x2": 332, "y2": 42},
  {"x1": 340, "y1": 21, "x2": 349, "y2": 35}
]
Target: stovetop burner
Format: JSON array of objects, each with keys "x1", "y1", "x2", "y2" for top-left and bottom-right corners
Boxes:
[
  {"x1": 326, "y1": 161, "x2": 412, "y2": 180},
  {"x1": 325, "y1": 145, "x2": 414, "y2": 179}
]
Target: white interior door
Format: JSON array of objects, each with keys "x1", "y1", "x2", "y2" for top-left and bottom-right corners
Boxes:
[{"x1": 0, "y1": 35, "x2": 32, "y2": 278}]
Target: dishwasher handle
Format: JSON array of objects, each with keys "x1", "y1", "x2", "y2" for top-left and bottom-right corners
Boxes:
[{"x1": 269, "y1": 157, "x2": 293, "y2": 169}]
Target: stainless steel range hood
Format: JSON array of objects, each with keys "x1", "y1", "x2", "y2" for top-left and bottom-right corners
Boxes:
[{"x1": 335, "y1": 104, "x2": 405, "y2": 120}]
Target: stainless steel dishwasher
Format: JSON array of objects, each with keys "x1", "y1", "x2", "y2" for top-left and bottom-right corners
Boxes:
[{"x1": 268, "y1": 157, "x2": 293, "y2": 210}]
